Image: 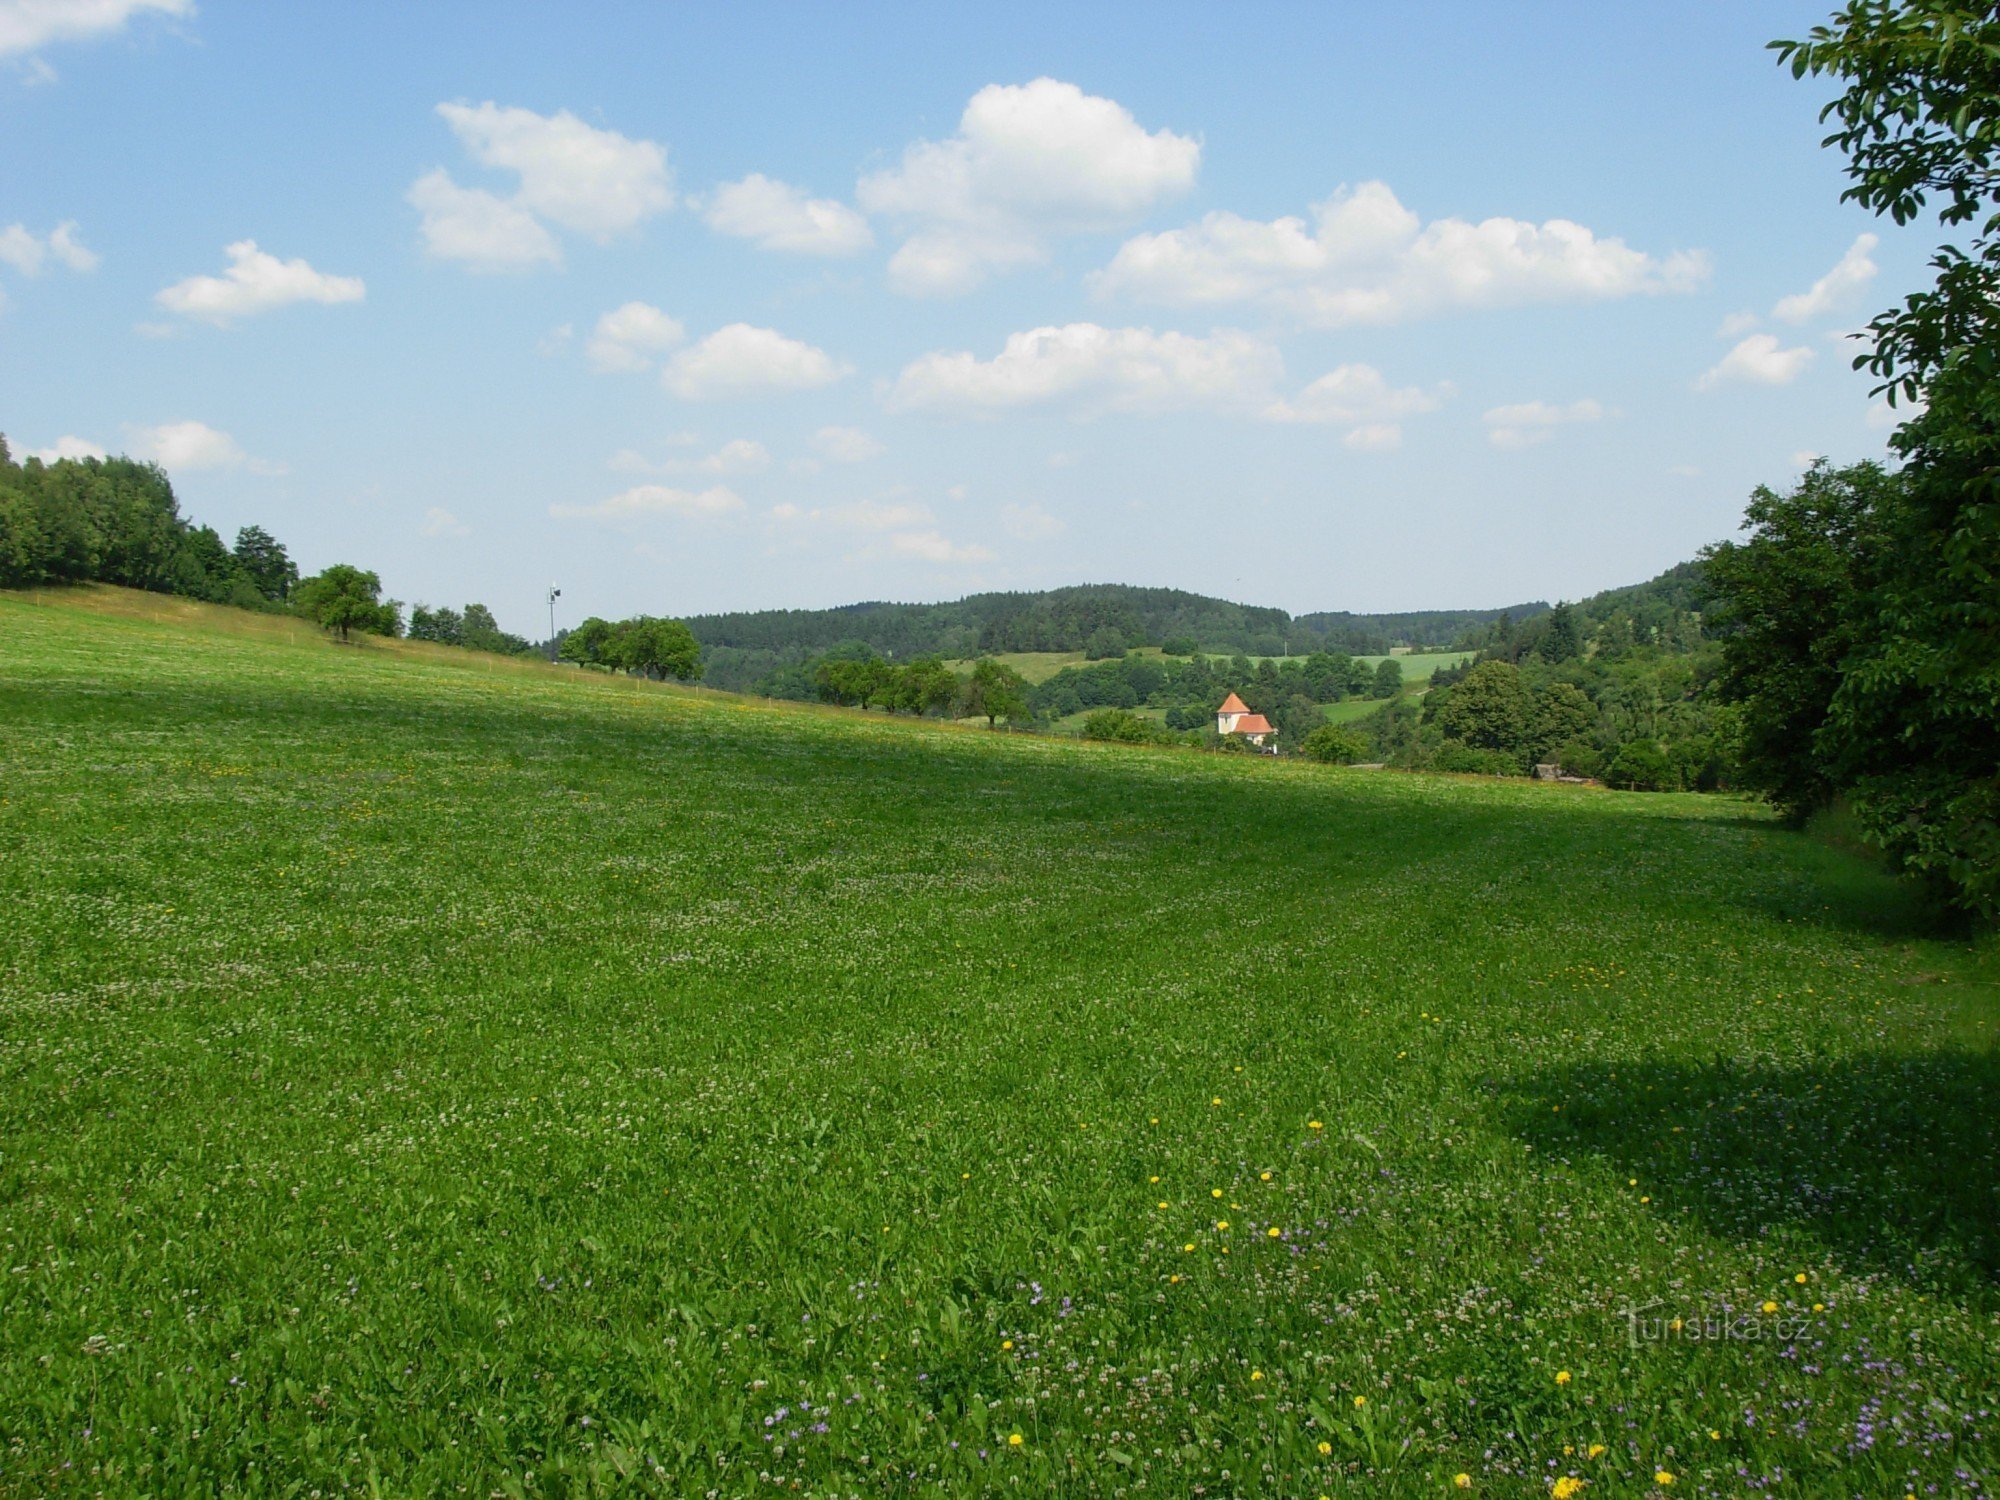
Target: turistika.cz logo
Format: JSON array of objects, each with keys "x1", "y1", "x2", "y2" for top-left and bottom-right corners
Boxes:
[{"x1": 1621, "y1": 1300, "x2": 1811, "y2": 1348}]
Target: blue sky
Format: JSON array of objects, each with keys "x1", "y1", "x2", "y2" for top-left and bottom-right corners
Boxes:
[{"x1": 0, "y1": 1, "x2": 1924, "y2": 635}]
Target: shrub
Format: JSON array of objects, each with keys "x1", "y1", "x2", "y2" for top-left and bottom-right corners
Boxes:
[
  {"x1": 1608, "y1": 739, "x2": 1678, "y2": 792},
  {"x1": 1299, "y1": 724, "x2": 1367, "y2": 764},
  {"x1": 1081, "y1": 708, "x2": 1168, "y2": 745}
]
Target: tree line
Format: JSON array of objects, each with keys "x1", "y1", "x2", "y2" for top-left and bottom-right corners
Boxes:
[{"x1": 0, "y1": 438, "x2": 539, "y2": 662}]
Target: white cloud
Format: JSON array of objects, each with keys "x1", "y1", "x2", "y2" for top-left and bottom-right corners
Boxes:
[
  {"x1": 810, "y1": 425, "x2": 885, "y2": 463},
  {"x1": 1000, "y1": 500, "x2": 1065, "y2": 541},
  {"x1": 890, "y1": 529, "x2": 993, "y2": 564},
  {"x1": 1774, "y1": 234, "x2": 1878, "y2": 324},
  {"x1": 657, "y1": 437, "x2": 770, "y2": 476},
  {"x1": 549, "y1": 483, "x2": 744, "y2": 522},
  {"x1": 435, "y1": 101, "x2": 672, "y2": 239},
  {"x1": 0, "y1": 219, "x2": 98, "y2": 275},
  {"x1": 420, "y1": 506, "x2": 470, "y2": 538},
  {"x1": 408, "y1": 169, "x2": 561, "y2": 271},
  {"x1": 1716, "y1": 310, "x2": 1761, "y2": 337},
  {"x1": 127, "y1": 420, "x2": 282, "y2": 474},
  {"x1": 1093, "y1": 180, "x2": 1708, "y2": 327},
  {"x1": 1791, "y1": 450, "x2": 1822, "y2": 469},
  {"x1": 703, "y1": 173, "x2": 871, "y2": 255},
  {"x1": 155, "y1": 240, "x2": 364, "y2": 323},
  {"x1": 857, "y1": 77, "x2": 1199, "y2": 296},
  {"x1": 586, "y1": 300, "x2": 685, "y2": 372},
  {"x1": 774, "y1": 496, "x2": 934, "y2": 533},
  {"x1": 1867, "y1": 396, "x2": 1924, "y2": 429},
  {"x1": 1697, "y1": 333, "x2": 1814, "y2": 390},
  {"x1": 1342, "y1": 423, "x2": 1402, "y2": 452},
  {"x1": 25, "y1": 434, "x2": 105, "y2": 462},
  {"x1": 1481, "y1": 396, "x2": 1604, "y2": 448},
  {"x1": 410, "y1": 101, "x2": 671, "y2": 270},
  {"x1": 661, "y1": 323, "x2": 851, "y2": 399},
  {"x1": 886, "y1": 322, "x2": 1280, "y2": 417},
  {"x1": 1261, "y1": 364, "x2": 1449, "y2": 449},
  {"x1": 0, "y1": 0, "x2": 190, "y2": 59}
]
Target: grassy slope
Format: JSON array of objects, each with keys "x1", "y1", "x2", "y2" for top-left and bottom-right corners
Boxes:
[{"x1": 1, "y1": 587, "x2": 1995, "y2": 1496}]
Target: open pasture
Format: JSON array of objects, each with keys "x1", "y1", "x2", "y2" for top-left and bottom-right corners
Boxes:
[{"x1": 0, "y1": 589, "x2": 1994, "y2": 1496}]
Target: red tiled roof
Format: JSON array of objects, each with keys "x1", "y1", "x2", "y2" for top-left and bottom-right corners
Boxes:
[
  {"x1": 1232, "y1": 713, "x2": 1274, "y2": 734},
  {"x1": 1217, "y1": 692, "x2": 1250, "y2": 714}
]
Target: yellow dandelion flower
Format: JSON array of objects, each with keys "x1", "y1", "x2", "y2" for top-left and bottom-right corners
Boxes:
[
  {"x1": 1317, "y1": 1440, "x2": 1332, "y2": 1455},
  {"x1": 1761, "y1": 1300, "x2": 1778, "y2": 1314},
  {"x1": 1655, "y1": 1471, "x2": 1675, "y2": 1486},
  {"x1": 1455, "y1": 1476, "x2": 1473, "y2": 1491},
  {"x1": 1250, "y1": 1369, "x2": 1263, "y2": 1381},
  {"x1": 1001, "y1": 1339, "x2": 1013, "y2": 1350},
  {"x1": 1551, "y1": 1479, "x2": 1585, "y2": 1500},
  {"x1": 1268, "y1": 1226, "x2": 1282, "y2": 1238},
  {"x1": 1554, "y1": 1369, "x2": 1571, "y2": 1385},
  {"x1": 1212, "y1": 1188, "x2": 1224, "y2": 1198},
  {"x1": 1813, "y1": 1302, "x2": 1825, "y2": 1312},
  {"x1": 1008, "y1": 1433, "x2": 1023, "y2": 1447},
  {"x1": 1183, "y1": 1242, "x2": 1195, "y2": 1252},
  {"x1": 1260, "y1": 1171, "x2": 1272, "y2": 1181},
  {"x1": 1216, "y1": 1219, "x2": 1230, "y2": 1230},
  {"x1": 1211, "y1": 1097, "x2": 1222, "y2": 1106},
  {"x1": 1308, "y1": 1120, "x2": 1323, "y2": 1129},
  {"x1": 1158, "y1": 1201, "x2": 1169, "y2": 1209},
  {"x1": 1586, "y1": 1444, "x2": 1605, "y2": 1460},
  {"x1": 1794, "y1": 1272, "x2": 1808, "y2": 1284},
  {"x1": 1353, "y1": 1395, "x2": 1367, "y2": 1408},
  {"x1": 1708, "y1": 1429, "x2": 1720, "y2": 1441}
]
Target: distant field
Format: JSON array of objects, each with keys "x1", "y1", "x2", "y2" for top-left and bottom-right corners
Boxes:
[{"x1": 2, "y1": 586, "x2": 1995, "y2": 1496}]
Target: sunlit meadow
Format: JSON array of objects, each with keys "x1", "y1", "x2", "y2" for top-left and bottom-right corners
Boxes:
[{"x1": 1, "y1": 588, "x2": 1994, "y2": 1497}]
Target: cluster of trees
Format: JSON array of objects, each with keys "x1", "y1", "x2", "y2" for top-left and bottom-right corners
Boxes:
[
  {"x1": 409, "y1": 602, "x2": 534, "y2": 655},
  {"x1": 805, "y1": 650, "x2": 1032, "y2": 725},
  {"x1": 0, "y1": 439, "x2": 300, "y2": 608},
  {"x1": 0, "y1": 437, "x2": 547, "y2": 664},
  {"x1": 557, "y1": 616, "x2": 703, "y2": 680},
  {"x1": 1033, "y1": 648, "x2": 1404, "y2": 727},
  {"x1": 1684, "y1": 2, "x2": 1998, "y2": 921}
]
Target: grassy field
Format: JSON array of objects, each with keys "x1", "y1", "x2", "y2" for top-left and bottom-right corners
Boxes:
[{"x1": 2, "y1": 587, "x2": 1995, "y2": 1497}]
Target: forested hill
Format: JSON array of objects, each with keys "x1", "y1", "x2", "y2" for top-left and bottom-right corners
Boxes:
[{"x1": 686, "y1": 583, "x2": 1549, "y2": 660}]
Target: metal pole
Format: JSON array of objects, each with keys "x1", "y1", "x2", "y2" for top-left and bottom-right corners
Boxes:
[{"x1": 547, "y1": 585, "x2": 561, "y2": 662}]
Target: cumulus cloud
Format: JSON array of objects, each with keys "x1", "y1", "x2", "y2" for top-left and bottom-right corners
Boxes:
[
  {"x1": 0, "y1": 219, "x2": 99, "y2": 275},
  {"x1": 155, "y1": 240, "x2": 364, "y2": 323},
  {"x1": 886, "y1": 322, "x2": 1279, "y2": 417},
  {"x1": 0, "y1": 0, "x2": 190, "y2": 59},
  {"x1": 772, "y1": 495, "x2": 933, "y2": 533},
  {"x1": 1000, "y1": 500, "x2": 1064, "y2": 541},
  {"x1": 127, "y1": 420, "x2": 282, "y2": 474},
  {"x1": 703, "y1": 173, "x2": 871, "y2": 255},
  {"x1": 549, "y1": 483, "x2": 744, "y2": 522},
  {"x1": 661, "y1": 323, "x2": 851, "y2": 399},
  {"x1": 410, "y1": 101, "x2": 672, "y2": 269},
  {"x1": 25, "y1": 434, "x2": 106, "y2": 462},
  {"x1": 1093, "y1": 180, "x2": 1707, "y2": 327},
  {"x1": 408, "y1": 169, "x2": 561, "y2": 271},
  {"x1": 1774, "y1": 234, "x2": 1878, "y2": 324},
  {"x1": 420, "y1": 506, "x2": 470, "y2": 538},
  {"x1": 890, "y1": 529, "x2": 993, "y2": 564},
  {"x1": 1261, "y1": 363, "x2": 1449, "y2": 451},
  {"x1": 810, "y1": 425, "x2": 886, "y2": 463},
  {"x1": 437, "y1": 101, "x2": 672, "y2": 238},
  {"x1": 857, "y1": 77, "x2": 1199, "y2": 296},
  {"x1": 586, "y1": 300, "x2": 685, "y2": 372},
  {"x1": 1697, "y1": 333, "x2": 1814, "y2": 389},
  {"x1": 645, "y1": 437, "x2": 770, "y2": 476},
  {"x1": 1481, "y1": 397, "x2": 1605, "y2": 448}
]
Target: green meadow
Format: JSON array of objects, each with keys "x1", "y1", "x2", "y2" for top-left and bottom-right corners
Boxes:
[{"x1": 1, "y1": 588, "x2": 1995, "y2": 1497}]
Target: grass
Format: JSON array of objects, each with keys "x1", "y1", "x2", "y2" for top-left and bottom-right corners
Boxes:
[{"x1": 2, "y1": 586, "x2": 1996, "y2": 1497}]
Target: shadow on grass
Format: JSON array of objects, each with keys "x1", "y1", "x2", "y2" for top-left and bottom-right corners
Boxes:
[{"x1": 1501, "y1": 1050, "x2": 2000, "y2": 1304}]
